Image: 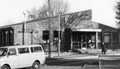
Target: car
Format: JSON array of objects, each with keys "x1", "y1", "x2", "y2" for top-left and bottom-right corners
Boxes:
[{"x1": 0, "y1": 45, "x2": 46, "y2": 69}]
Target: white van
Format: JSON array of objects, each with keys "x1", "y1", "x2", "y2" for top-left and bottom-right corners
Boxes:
[{"x1": 0, "y1": 45, "x2": 45, "y2": 69}]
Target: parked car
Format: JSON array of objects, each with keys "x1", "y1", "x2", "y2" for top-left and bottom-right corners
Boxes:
[{"x1": 0, "y1": 45, "x2": 45, "y2": 69}]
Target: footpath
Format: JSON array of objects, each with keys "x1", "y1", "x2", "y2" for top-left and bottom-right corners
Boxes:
[{"x1": 46, "y1": 49, "x2": 120, "y2": 60}]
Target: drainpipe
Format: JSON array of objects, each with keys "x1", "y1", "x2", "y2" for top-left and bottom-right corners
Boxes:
[{"x1": 96, "y1": 32, "x2": 98, "y2": 49}]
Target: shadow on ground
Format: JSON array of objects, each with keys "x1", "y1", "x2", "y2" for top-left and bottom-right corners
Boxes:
[
  {"x1": 46, "y1": 56, "x2": 120, "y2": 66},
  {"x1": 45, "y1": 57, "x2": 98, "y2": 66}
]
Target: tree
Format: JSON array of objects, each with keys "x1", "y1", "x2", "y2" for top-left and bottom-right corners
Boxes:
[
  {"x1": 26, "y1": 0, "x2": 92, "y2": 50},
  {"x1": 115, "y1": 1, "x2": 120, "y2": 27},
  {"x1": 60, "y1": 10, "x2": 92, "y2": 51},
  {"x1": 27, "y1": 0, "x2": 69, "y2": 20},
  {"x1": 59, "y1": 10, "x2": 92, "y2": 29},
  {"x1": 26, "y1": 0, "x2": 70, "y2": 50}
]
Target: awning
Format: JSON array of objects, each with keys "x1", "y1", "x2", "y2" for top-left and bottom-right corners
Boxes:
[{"x1": 72, "y1": 29, "x2": 101, "y2": 32}]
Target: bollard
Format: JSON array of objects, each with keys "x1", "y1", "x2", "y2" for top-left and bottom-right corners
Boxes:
[{"x1": 98, "y1": 55, "x2": 101, "y2": 69}]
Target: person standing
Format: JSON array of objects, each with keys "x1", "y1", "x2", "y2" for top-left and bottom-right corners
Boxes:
[
  {"x1": 88, "y1": 40, "x2": 95, "y2": 49},
  {"x1": 101, "y1": 42, "x2": 106, "y2": 54},
  {"x1": 88, "y1": 40, "x2": 92, "y2": 48}
]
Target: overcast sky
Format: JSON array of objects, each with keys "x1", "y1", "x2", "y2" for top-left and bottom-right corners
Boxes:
[{"x1": 0, "y1": 0, "x2": 117, "y2": 27}]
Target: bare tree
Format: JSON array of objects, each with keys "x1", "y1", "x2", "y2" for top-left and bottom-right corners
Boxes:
[
  {"x1": 27, "y1": 0, "x2": 69, "y2": 20},
  {"x1": 60, "y1": 10, "x2": 92, "y2": 29},
  {"x1": 26, "y1": 0, "x2": 92, "y2": 47},
  {"x1": 60, "y1": 10, "x2": 92, "y2": 51},
  {"x1": 27, "y1": 0, "x2": 69, "y2": 31},
  {"x1": 115, "y1": 1, "x2": 120, "y2": 28},
  {"x1": 26, "y1": 0, "x2": 69, "y2": 46}
]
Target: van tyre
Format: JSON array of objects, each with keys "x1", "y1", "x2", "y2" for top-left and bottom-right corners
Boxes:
[
  {"x1": 1, "y1": 65, "x2": 10, "y2": 69},
  {"x1": 32, "y1": 62, "x2": 40, "y2": 69}
]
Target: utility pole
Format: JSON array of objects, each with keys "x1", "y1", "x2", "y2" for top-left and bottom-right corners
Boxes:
[
  {"x1": 48, "y1": 0, "x2": 52, "y2": 57},
  {"x1": 58, "y1": 12, "x2": 62, "y2": 57},
  {"x1": 23, "y1": 12, "x2": 27, "y2": 45}
]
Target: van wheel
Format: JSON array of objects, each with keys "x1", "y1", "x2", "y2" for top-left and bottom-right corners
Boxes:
[
  {"x1": 1, "y1": 65, "x2": 10, "y2": 69},
  {"x1": 32, "y1": 62, "x2": 40, "y2": 69}
]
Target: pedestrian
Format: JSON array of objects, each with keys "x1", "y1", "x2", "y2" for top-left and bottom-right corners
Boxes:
[
  {"x1": 88, "y1": 40, "x2": 92, "y2": 48},
  {"x1": 101, "y1": 42, "x2": 106, "y2": 54},
  {"x1": 88, "y1": 40, "x2": 95, "y2": 49}
]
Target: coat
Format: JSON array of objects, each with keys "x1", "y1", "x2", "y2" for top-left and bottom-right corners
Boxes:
[{"x1": 101, "y1": 43, "x2": 106, "y2": 52}]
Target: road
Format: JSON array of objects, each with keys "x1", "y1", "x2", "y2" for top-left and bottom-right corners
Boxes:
[
  {"x1": 40, "y1": 54, "x2": 120, "y2": 69},
  {"x1": 21, "y1": 54, "x2": 120, "y2": 69}
]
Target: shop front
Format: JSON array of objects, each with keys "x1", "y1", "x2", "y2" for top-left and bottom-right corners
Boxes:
[{"x1": 71, "y1": 29, "x2": 101, "y2": 49}]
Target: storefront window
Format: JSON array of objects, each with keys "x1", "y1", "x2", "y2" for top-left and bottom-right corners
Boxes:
[
  {"x1": 91, "y1": 35, "x2": 95, "y2": 42},
  {"x1": 104, "y1": 32, "x2": 110, "y2": 43},
  {"x1": 112, "y1": 32, "x2": 119, "y2": 43},
  {"x1": 98, "y1": 33, "x2": 101, "y2": 43}
]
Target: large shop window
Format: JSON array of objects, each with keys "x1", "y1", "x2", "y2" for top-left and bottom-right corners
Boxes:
[
  {"x1": 104, "y1": 32, "x2": 110, "y2": 43},
  {"x1": 112, "y1": 32, "x2": 119, "y2": 43},
  {"x1": 98, "y1": 33, "x2": 101, "y2": 43}
]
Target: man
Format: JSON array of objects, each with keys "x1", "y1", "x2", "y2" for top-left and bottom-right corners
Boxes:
[{"x1": 101, "y1": 42, "x2": 106, "y2": 54}]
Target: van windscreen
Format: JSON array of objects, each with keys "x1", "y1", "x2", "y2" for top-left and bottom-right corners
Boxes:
[{"x1": 0, "y1": 48, "x2": 8, "y2": 56}]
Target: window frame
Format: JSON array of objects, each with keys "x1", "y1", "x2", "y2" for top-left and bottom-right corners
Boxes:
[
  {"x1": 31, "y1": 46, "x2": 42, "y2": 53},
  {"x1": 104, "y1": 32, "x2": 110, "y2": 43},
  {"x1": 112, "y1": 32, "x2": 119, "y2": 44},
  {"x1": 18, "y1": 47, "x2": 29, "y2": 54},
  {"x1": 8, "y1": 48, "x2": 17, "y2": 55},
  {"x1": 98, "y1": 33, "x2": 102, "y2": 43}
]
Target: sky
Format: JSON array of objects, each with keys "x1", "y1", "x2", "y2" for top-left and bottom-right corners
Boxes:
[{"x1": 0, "y1": 0, "x2": 117, "y2": 27}]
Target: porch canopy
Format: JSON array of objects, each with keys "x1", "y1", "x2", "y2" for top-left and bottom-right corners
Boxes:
[{"x1": 72, "y1": 29, "x2": 101, "y2": 32}]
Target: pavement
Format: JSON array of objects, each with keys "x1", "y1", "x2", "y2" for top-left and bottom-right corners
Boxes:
[{"x1": 45, "y1": 49, "x2": 120, "y2": 60}]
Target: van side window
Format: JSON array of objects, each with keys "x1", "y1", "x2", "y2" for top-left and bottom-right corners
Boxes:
[
  {"x1": 9, "y1": 48, "x2": 16, "y2": 55},
  {"x1": 18, "y1": 47, "x2": 29, "y2": 54},
  {"x1": 31, "y1": 46, "x2": 42, "y2": 52}
]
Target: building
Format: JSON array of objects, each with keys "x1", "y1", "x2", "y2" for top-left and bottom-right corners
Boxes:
[
  {"x1": 71, "y1": 20, "x2": 120, "y2": 50},
  {"x1": 0, "y1": 9, "x2": 119, "y2": 51}
]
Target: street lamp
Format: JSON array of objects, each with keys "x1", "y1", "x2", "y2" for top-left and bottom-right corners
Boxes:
[{"x1": 23, "y1": 12, "x2": 27, "y2": 45}]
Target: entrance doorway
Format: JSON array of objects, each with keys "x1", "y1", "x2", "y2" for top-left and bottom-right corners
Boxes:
[
  {"x1": 72, "y1": 32, "x2": 96, "y2": 49},
  {"x1": 81, "y1": 35, "x2": 87, "y2": 49}
]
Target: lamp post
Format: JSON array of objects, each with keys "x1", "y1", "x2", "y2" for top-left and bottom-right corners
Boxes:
[{"x1": 23, "y1": 12, "x2": 27, "y2": 45}]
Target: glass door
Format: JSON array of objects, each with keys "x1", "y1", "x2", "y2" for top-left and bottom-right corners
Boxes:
[{"x1": 81, "y1": 35, "x2": 87, "y2": 49}]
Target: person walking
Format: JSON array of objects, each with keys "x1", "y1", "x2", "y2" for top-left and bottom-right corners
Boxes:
[{"x1": 101, "y1": 42, "x2": 106, "y2": 54}]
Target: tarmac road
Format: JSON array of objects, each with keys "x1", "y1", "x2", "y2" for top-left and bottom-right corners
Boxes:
[
  {"x1": 21, "y1": 53, "x2": 120, "y2": 69},
  {"x1": 41, "y1": 54, "x2": 120, "y2": 69}
]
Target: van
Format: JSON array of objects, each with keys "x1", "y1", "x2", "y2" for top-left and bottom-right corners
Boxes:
[{"x1": 0, "y1": 45, "x2": 45, "y2": 69}]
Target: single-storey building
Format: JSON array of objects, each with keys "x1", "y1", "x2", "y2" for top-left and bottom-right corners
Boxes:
[
  {"x1": 0, "y1": 9, "x2": 119, "y2": 52},
  {"x1": 71, "y1": 20, "x2": 120, "y2": 50}
]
